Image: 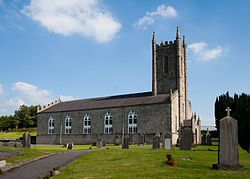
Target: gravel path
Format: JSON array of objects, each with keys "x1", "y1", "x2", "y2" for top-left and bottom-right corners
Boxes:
[{"x1": 0, "y1": 150, "x2": 89, "y2": 179}]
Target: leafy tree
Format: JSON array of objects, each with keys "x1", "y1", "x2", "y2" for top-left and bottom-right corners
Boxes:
[
  {"x1": 0, "y1": 105, "x2": 37, "y2": 131},
  {"x1": 14, "y1": 105, "x2": 37, "y2": 128},
  {"x1": 0, "y1": 115, "x2": 16, "y2": 131},
  {"x1": 215, "y1": 92, "x2": 250, "y2": 152}
]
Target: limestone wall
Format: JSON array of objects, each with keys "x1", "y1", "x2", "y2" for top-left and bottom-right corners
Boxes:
[
  {"x1": 37, "y1": 103, "x2": 171, "y2": 145},
  {"x1": 170, "y1": 90, "x2": 179, "y2": 145}
]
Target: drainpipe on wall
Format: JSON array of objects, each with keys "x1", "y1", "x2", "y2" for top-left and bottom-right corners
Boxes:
[
  {"x1": 122, "y1": 107, "x2": 125, "y2": 146},
  {"x1": 59, "y1": 122, "x2": 62, "y2": 145}
]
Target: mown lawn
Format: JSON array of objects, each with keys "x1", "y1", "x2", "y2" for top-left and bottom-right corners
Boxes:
[
  {"x1": 0, "y1": 128, "x2": 37, "y2": 139},
  {"x1": 1, "y1": 145, "x2": 92, "y2": 165},
  {"x1": 55, "y1": 145, "x2": 250, "y2": 179}
]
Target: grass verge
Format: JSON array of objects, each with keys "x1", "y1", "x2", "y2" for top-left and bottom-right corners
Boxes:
[
  {"x1": 1, "y1": 145, "x2": 92, "y2": 165},
  {"x1": 0, "y1": 128, "x2": 37, "y2": 139},
  {"x1": 54, "y1": 145, "x2": 250, "y2": 179}
]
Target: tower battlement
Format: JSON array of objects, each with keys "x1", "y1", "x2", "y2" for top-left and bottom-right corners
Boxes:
[{"x1": 156, "y1": 40, "x2": 186, "y2": 48}]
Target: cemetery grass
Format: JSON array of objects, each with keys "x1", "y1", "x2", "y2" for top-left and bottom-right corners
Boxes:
[
  {"x1": 0, "y1": 128, "x2": 37, "y2": 139},
  {"x1": 0, "y1": 145, "x2": 92, "y2": 165},
  {"x1": 55, "y1": 145, "x2": 250, "y2": 179}
]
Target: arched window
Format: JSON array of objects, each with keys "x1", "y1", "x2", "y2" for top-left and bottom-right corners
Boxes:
[
  {"x1": 104, "y1": 112, "x2": 113, "y2": 134},
  {"x1": 163, "y1": 56, "x2": 169, "y2": 74},
  {"x1": 48, "y1": 116, "x2": 55, "y2": 134},
  {"x1": 128, "y1": 111, "x2": 138, "y2": 134},
  {"x1": 83, "y1": 114, "x2": 91, "y2": 134},
  {"x1": 65, "y1": 116, "x2": 72, "y2": 134}
]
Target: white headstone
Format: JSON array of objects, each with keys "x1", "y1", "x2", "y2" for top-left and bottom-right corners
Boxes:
[
  {"x1": 0, "y1": 160, "x2": 6, "y2": 168},
  {"x1": 164, "y1": 138, "x2": 171, "y2": 149}
]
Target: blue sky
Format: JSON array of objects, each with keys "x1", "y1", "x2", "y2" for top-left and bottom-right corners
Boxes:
[{"x1": 0, "y1": 0, "x2": 250, "y2": 126}]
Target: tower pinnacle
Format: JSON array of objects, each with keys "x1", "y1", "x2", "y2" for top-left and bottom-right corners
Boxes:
[
  {"x1": 176, "y1": 26, "x2": 180, "y2": 39},
  {"x1": 152, "y1": 32, "x2": 156, "y2": 42},
  {"x1": 183, "y1": 35, "x2": 187, "y2": 47}
]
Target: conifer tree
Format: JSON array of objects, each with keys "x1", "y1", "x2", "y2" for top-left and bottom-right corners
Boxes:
[{"x1": 215, "y1": 92, "x2": 250, "y2": 152}]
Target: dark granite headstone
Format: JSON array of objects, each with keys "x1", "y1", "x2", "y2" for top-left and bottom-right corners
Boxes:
[
  {"x1": 201, "y1": 129, "x2": 212, "y2": 145},
  {"x1": 175, "y1": 138, "x2": 180, "y2": 147},
  {"x1": 206, "y1": 132, "x2": 212, "y2": 145},
  {"x1": 213, "y1": 107, "x2": 244, "y2": 170},
  {"x1": 201, "y1": 133, "x2": 206, "y2": 145},
  {"x1": 179, "y1": 127, "x2": 192, "y2": 150},
  {"x1": 22, "y1": 132, "x2": 31, "y2": 148},
  {"x1": 122, "y1": 136, "x2": 129, "y2": 149},
  {"x1": 152, "y1": 135, "x2": 160, "y2": 149},
  {"x1": 67, "y1": 143, "x2": 73, "y2": 150}
]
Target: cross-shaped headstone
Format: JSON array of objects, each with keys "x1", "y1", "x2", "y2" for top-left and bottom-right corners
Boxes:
[{"x1": 225, "y1": 107, "x2": 232, "y2": 117}]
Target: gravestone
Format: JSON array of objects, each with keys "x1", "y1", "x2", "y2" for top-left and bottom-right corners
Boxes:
[
  {"x1": 175, "y1": 138, "x2": 180, "y2": 147},
  {"x1": 102, "y1": 141, "x2": 106, "y2": 147},
  {"x1": 138, "y1": 133, "x2": 144, "y2": 146},
  {"x1": 201, "y1": 133, "x2": 206, "y2": 145},
  {"x1": 67, "y1": 143, "x2": 73, "y2": 150},
  {"x1": 201, "y1": 129, "x2": 212, "y2": 145},
  {"x1": 152, "y1": 135, "x2": 160, "y2": 149},
  {"x1": 206, "y1": 130, "x2": 212, "y2": 145},
  {"x1": 213, "y1": 107, "x2": 244, "y2": 170},
  {"x1": 0, "y1": 160, "x2": 6, "y2": 168},
  {"x1": 122, "y1": 136, "x2": 129, "y2": 149},
  {"x1": 96, "y1": 139, "x2": 103, "y2": 148},
  {"x1": 22, "y1": 132, "x2": 31, "y2": 148},
  {"x1": 179, "y1": 127, "x2": 193, "y2": 150},
  {"x1": 164, "y1": 138, "x2": 171, "y2": 150},
  {"x1": 15, "y1": 141, "x2": 23, "y2": 148},
  {"x1": 114, "y1": 135, "x2": 120, "y2": 146}
]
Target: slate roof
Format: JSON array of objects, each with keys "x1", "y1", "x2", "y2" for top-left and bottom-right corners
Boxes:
[{"x1": 38, "y1": 92, "x2": 170, "y2": 113}]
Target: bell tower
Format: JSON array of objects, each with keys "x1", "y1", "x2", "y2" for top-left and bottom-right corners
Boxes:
[{"x1": 152, "y1": 27, "x2": 189, "y2": 124}]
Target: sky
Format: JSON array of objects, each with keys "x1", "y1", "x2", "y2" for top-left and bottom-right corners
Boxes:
[{"x1": 0, "y1": 0, "x2": 250, "y2": 126}]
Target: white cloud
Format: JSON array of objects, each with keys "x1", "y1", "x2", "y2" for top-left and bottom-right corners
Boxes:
[
  {"x1": 12, "y1": 81, "x2": 53, "y2": 105},
  {"x1": 5, "y1": 98, "x2": 26, "y2": 107},
  {"x1": 0, "y1": 84, "x2": 3, "y2": 95},
  {"x1": 0, "y1": 81, "x2": 76, "y2": 115},
  {"x1": 189, "y1": 42, "x2": 227, "y2": 62},
  {"x1": 188, "y1": 42, "x2": 206, "y2": 53},
  {"x1": 60, "y1": 95, "x2": 75, "y2": 102},
  {"x1": 134, "y1": 5, "x2": 177, "y2": 29},
  {"x1": 22, "y1": 0, "x2": 121, "y2": 43}
]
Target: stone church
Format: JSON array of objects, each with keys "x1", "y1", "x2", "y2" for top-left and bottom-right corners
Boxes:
[{"x1": 37, "y1": 27, "x2": 201, "y2": 145}]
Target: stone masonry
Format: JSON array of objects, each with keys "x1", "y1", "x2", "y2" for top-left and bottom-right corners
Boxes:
[{"x1": 37, "y1": 103, "x2": 172, "y2": 145}]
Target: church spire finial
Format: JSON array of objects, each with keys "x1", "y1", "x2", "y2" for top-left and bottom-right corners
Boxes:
[
  {"x1": 152, "y1": 32, "x2": 156, "y2": 42},
  {"x1": 183, "y1": 35, "x2": 187, "y2": 47},
  {"x1": 176, "y1": 26, "x2": 180, "y2": 39}
]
